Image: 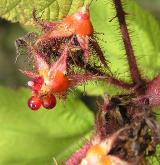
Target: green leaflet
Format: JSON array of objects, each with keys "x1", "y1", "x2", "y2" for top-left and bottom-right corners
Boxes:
[
  {"x1": 77, "y1": 81, "x2": 126, "y2": 96},
  {"x1": 0, "y1": 86, "x2": 94, "y2": 165},
  {"x1": 146, "y1": 145, "x2": 160, "y2": 165},
  {"x1": 90, "y1": 0, "x2": 131, "y2": 83},
  {"x1": 0, "y1": 0, "x2": 91, "y2": 26},
  {"x1": 90, "y1": 0, "x2": 160, "y2": 83}
]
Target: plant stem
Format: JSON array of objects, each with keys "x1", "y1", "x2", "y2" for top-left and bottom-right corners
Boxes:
[
  {"x1": 85, "y1": 63, "x2": 135, "y2": 90},
  {"x1": 64, "y1": 142, "x2": 91, "y2": 165},
  {"x1": 72, "y1": 57, "x2": 134, "y2": 90},
  {"x1": 90, "y1": 39, "x2": 108, "y2": 67},
  {"x1": 113, "y1": 0, "x2": 144, "y2": 86}
]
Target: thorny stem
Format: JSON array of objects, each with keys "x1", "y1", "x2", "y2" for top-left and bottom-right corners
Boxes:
[
  {"x1": 107, "y1": 76, "x2": 134, "y2": 89},
  {"x1": 113, "y1": 0, "x2": 144, "y2": 86},
  {"x1": 64, "y1": 142, "x2": 91, "y2": 165},
  {"x1": 90, "y1": 39, "x2": 108, "y2": 67},
  {"x1": 73, "y1": 57, "x2": 135, "y2": 90}
]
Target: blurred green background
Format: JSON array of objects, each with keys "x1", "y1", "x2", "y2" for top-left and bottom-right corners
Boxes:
[{"x1": 0, "y1": 0, "x2": 160, "y2": 88}]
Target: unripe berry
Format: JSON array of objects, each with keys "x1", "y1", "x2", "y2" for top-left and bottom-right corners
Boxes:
[
  {"x1": 64, "y1": 7, "x2": 93, "y2": 36},
  {"x1": 52, "y1": 71, "x2": 69, "y2": 92},
  {"x1": 73, "y1": 10, "x2": 93, "y2": 36}
]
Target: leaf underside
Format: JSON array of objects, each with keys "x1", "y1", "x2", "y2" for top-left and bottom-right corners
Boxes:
[{"x1": 0, "y1": 0, "x2": 91, "y2": 26}]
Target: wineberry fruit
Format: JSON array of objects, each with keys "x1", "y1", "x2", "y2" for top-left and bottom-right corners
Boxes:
[
  {"x1": 28, "y1": 96, "x2": 42, "y2": 110},
  {"x1": 63, "y1": 7, "x2": 93, "y2": 36},
  {"x1": 41, "y1": 94, "x2": 56, "y2": 109},
  {"x1": 73, "y1": 10, "x2": 93, "y2": 36},
  {"x1": 52, "y1": 71, "x2": 69, "y2": 93}
]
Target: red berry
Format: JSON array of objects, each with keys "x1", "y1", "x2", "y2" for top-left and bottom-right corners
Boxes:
[
  {"x1": 41, "y1": 94, "x2": 56, "y2": 109},
  {"x1": 73, "y1": 13, "x2": 93, "y2": 36},
  {"x1": 28, "y1": 96, "x2": 42, "y2": 110},
  {"x1": 61, "y1": 6, "x2": 93, "y2": 36},
  {"x1": 52, "y1": 71, "x2": 69, "y2": 93}
]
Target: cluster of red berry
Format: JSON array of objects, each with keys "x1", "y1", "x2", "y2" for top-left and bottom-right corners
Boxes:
[
  {"x1": 28, "y1": 94, "x2": 56, "y2": 110},
  {"x1": 16, "y1": 6, "x2": 103, "y2": 111}
]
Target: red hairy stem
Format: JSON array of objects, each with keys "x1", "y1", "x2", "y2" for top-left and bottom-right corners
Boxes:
[
  {"x1": 74, "y1": 58, "x2": 134, "y2": 90},
  {"x1": 33, "y1": 9, "x2": 58, "y2": 32},
  {"x1": 86, "y1": 66, "x2": 134, "y2": 90},
  {"x1": 107, "y1": 76, "x2": 134, "y2": 90},
  {"x1": 90, "y1": 39, "x2": 110, "y2": 68},
  {"x1": 113, "y1": 0, "x2": 144, "y2": 86},
  {"x1": 64, "y1": 142, "x2": 91, "y2": 165}
]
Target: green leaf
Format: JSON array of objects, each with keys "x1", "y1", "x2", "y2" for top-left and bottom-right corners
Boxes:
[
  {"x1": 90, "y1": 0, "x2": 160, "y2": 82},
  {"x1": 0, "y1": 86, "x2": 94, "y2": 165},
  {"x1": 0, "y1": 0, "x2": 91, "y2": 26},
  {"x1": 77, "y1": 81, "x2": 126, "y2": 96},
  {"x1": 146, "y1": 145, "x2": 160, "y2": 165}
]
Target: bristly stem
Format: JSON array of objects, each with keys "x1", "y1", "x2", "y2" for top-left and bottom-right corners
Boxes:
[
  {"x1": 90, "y1": 39, "x2": 108, "y2": 67},
  {"x1": 64, "y1": 142, "x2": 91, "y2": 165},
  {"x1": 113, "y1": 0, "x2": 144, "y2": 86},
  {"x1": 72, "y1": 57, "x2": 135, "y2": 90}
]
